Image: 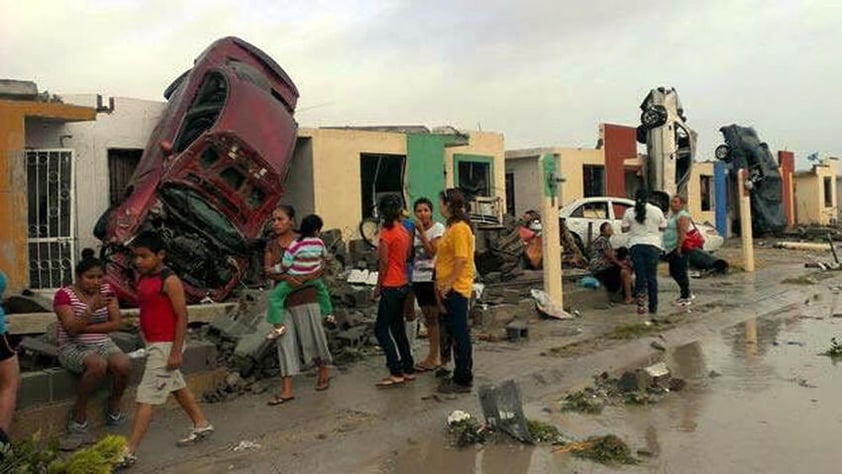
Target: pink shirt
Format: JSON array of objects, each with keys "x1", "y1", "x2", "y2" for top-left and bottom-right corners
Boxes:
[{"x1": 53, "y1": 285, "x2": 113, "y2": 346}]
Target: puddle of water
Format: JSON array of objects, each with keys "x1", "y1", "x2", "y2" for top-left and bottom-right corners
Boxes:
[
  {"x1": 542, "y1": 303, "x2": 842, "y2": 473},
  {"x1": 389, "y1": 441, "x2": 570, "y2": 474}
]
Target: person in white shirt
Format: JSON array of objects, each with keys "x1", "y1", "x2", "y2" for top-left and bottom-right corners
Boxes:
[
  {"x1": 409, "y1": 198, "x2": 446, "y2": 372},
  {"x1": 621, "y1": 189, "x2": 667, "y2": 315}
]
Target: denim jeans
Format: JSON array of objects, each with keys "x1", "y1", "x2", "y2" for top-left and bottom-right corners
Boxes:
[
  {"x1": 375, "y1": 286, "x2": 414, "y2": 376},
  {"x1": 441, "y1": 291, "x2": 472, "y2": 386},
  {"x1": 630, "y1": 244, "x2": 661, "y2": 313},
  {"x1": 667, "y1": 250, "x2": 691, "y2": 299}
]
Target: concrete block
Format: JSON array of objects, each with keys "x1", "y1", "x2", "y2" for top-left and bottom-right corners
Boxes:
[
  {"x1": 182, "y1": 340, "x2": 219, "y2": 374},
  {"x1": 0, "y1": 79, "x2": 38, "y2": 99},
  {"x1": 110, "y1": 331, "x2": 141, "y2": 353},
  {"x1": 335, "y1": 326, "x2": 369, "y2": 348},
  {"x1": 18, "y1": 371, "x2": 52, "y2": 409},
  {"x1": 19, "y1": 336, "x2": 59, "y2": 359},
  {"x1": 232, "y1": 321, "x2": 275, "y2": 374},
  {"x1": 210, "y1": 314, "x2": 253, "y2": 340},
  {"x1": 45, "y1": 367, "x2": 78, "y2": 403}
]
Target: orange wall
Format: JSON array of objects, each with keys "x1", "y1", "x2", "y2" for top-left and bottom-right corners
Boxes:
[{"x1": 0, "y1": 100, "x2": 95, "y2": 289}]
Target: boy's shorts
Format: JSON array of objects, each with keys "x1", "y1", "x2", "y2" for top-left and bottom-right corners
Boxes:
[
  {"x1": 57, "y1": 338, "x2": 123, "y2": 374},
  {"x1": 136, "y1": 342, "x2": 187, "y2": 405}
]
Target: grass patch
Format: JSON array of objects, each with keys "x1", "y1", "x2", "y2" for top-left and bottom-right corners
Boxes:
[
  {"x1": 555, "y1": 435, "x2": 638, "y2": 465},
  {"x1": 560, "y1": 388, "x2": 604, "y2": 414},
  {"x1": 607, "y1": 323, "x2": 657, "y2": 340}
]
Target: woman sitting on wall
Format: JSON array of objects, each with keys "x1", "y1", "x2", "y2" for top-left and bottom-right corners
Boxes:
[{"x1": 54, "y1": 249, "x2": 131, "y2": 436}]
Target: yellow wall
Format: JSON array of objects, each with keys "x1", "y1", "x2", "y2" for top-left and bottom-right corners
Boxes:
[
  {"x1": 794, "y1": 164, "x2": 837, "y2": 225},
  {"x1": 687, "y1": 161, "x2": 716, "y2": 225},
  {"x1": 297, "y1": 128, "x2": 505, "y2": 241},
  {"x1": 505, "y1": 147, "x2": 605, "y2": 215},
  {"x1": 0, "y1": 100, "x2": 95, "y2": 289}
]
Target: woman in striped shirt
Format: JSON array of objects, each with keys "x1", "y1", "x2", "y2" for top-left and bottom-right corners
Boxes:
[{"x1": 53, "y1": 249, "x2": 131, "y2": 435}]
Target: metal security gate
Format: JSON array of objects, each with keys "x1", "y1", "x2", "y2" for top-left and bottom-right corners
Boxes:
[{"x1": 26, "y1": 149, "x2": 76, "y2": 289}]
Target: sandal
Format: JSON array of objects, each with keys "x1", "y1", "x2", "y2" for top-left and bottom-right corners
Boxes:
[
  {"x1": 315, "y1": 379, "x2": 330, "y2": 391},
  {"x1": 267, "y1": 394, "x2": 295, "y2": 406},
  {"x1": 404, "y1": 373, "x2": 416, "y2": 382},
  {"x1": 414, "y1": 363, "x2": 439, "y2": 373},
  {"x1": 375, "y1": 376, "x2": 405, "y2": 388}
]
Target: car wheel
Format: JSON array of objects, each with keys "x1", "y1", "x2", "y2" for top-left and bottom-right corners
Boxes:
[
  {"x1": 636, "y1": 125, "x2": 648, "y2": 145},
  {"x1": 714, "y1": 144, "x2": 731, "y2": 161},
  {"x1": 359, "y1": 218, "x2": 380, "y2": 249},
  {"x1": 640, "y1": 106, "x2": 667, "y2": 129}
]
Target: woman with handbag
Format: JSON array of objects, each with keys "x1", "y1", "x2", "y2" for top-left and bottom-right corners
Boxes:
[{"x1": 664, "y1": 195, "x2": 698, "y2": 306}]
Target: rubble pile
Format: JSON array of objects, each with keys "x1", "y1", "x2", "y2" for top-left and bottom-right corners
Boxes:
[{"x1": 560, "y1": 364, "x2": 686, "y2": 413}]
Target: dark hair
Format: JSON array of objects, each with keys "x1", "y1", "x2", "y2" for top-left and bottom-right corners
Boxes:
[
  {"x1": 274, "y1": 204, "x2": 296, "y2": 220},
  {"x1": 378, "y1": 194, "x2": 403, "y2": 229},
  {"x1": 75, "y1": 248, "x2": 103, "y2": 276},
  {"x1": 439, "y1": 188, "x2": 471, "y2": 226},
  {"x1": 616, "y1": 246, "x2": 629, "y2": 260},
  {"x1": 413, "y1": 197, "x2": 433, "y2": 213},
  {"x1": 131, "y1": 230, "x2": 166, "y2": 253},
  {"x1": 599, "y1": 222, "x2": 612, "y2": 234},
  {"x1": 298, "y1": 214, "x2": 324, "y2": 240},
  {"x1": 634, "y1": 189, "x2": 649, "y2": 225}
]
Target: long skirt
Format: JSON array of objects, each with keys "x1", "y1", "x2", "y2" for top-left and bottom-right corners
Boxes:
[{"x1": 276, "y1": 302, "x2": 333, "y2": 377}]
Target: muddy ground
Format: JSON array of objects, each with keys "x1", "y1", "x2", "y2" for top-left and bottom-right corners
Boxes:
[{"x1": 82, "y1": 240, "x2": 842, "y2": 473}]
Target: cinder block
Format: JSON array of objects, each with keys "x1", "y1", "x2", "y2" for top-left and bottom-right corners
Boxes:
[
  {"x1": 19, "y1": 336, "x2": 59, "y2": 359},
  {"x1": 18, "y1": 371, "x2": 52, "y2": 409},
  {"x1": 45, "y1": 367, "x2": 78, "y2": 403},
  {"x1": 182, "y1": 340, "x2": 219, "y2": 374}
]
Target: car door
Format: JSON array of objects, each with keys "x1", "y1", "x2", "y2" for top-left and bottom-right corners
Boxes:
[{"x1": 609, "y1": 199, "x2": 632, "y2": 248}]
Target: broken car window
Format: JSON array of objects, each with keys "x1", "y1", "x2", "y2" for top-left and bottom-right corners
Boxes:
[
  {"x1": 159, "y1": 186, "x2": 245, "y2": 254},
  {"x1": 173, "y1": 72, "x2": 228, "y2": 153}
]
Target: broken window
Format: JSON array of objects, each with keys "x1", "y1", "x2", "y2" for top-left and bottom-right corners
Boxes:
[
  {"x1": 700, "y1": 175, "x2": 713, "y2": 211},
  {"x1": 107, "y1": 148, "x2": 142, "y2": 207},
  {"x1": 583, "y1": 165, "x2": 605, "y2": 197},
  {"x1": 360, "y1": 154, "x2": 406, "y2": 219},
  {"x1": 173, "y1": 71, "x2": 227, "y2": 153},
  {"x1": 457, "y1": 161, "x2": 491, "y2": 198},
  {"x1": 570, "y1": 202, "x2": 608, "y2": 219},
  {"x1": 824, "y1": 176, "x2": 833, "y2": 208}
]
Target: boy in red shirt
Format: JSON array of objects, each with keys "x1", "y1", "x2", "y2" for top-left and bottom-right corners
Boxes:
[{"x1": 117, "y1": 231, "x2": 213, "y2": 468}]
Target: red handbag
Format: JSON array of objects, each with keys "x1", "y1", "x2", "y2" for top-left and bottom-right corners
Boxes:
[{"x1": 681, "y1": 219, "x2": 705, "y2": 252}]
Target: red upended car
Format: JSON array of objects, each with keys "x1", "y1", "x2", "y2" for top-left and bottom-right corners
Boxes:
[{"x1": 95, "y1": 37, "x2": 299, "y2": 305}]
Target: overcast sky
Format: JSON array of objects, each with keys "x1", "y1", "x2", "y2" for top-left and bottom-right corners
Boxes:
[{"x1": 2, "y1": 0, "x2": 840, "y2": 168}]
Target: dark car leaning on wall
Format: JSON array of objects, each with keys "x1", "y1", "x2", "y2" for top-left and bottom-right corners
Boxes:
[{"x1": 94, "y1": 36, "x2": 299, "y2": 305}]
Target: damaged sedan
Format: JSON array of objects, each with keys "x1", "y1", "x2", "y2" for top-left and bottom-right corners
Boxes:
[{"x1": 94, "y1": 37, "x2": 299, "y2": 305}]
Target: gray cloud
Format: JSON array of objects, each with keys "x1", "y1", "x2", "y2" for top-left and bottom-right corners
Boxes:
[{"x1": 2, "y1": 0, "x2": 840, "y2": 163}]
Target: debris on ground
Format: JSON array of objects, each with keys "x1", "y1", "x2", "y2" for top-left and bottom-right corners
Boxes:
[
  {"x1": 1, "y1": 433, "x2": 127, "y2": 473},
  {"x1": 555, "y1": 435, "x2": 638, "y2": 465},
  {"x1": 446, "y1": 410, "x2": 492, "y2": 448},
  {"x1": 232, "y1": 440, "x2": 262, "y2": 452},
  {"x1": 819, "y1": 337, "x2": 842, "y2": 358},
  {"x1": 559, "y1": 367, "x2": 686, "y2": 412},
  {"x1": 526, "y1": 419, "x2": 567, "y2": 445}
]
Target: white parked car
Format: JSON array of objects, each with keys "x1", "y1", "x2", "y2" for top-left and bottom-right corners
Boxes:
[{"x1": 559, "y1": 196, "x2": 724, "y2": 253}]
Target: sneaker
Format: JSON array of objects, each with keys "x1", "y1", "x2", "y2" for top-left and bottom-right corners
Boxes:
[
  {"x1": 106, "y1": 410, "x2": 128, "y2": 426},
  {"x1": 67, "y1": 419, "x2": 89, "y2": 434},
  {"x1": 674, "y1": 295, "x2": 695, "y2": 306},
  {"x1": 437, "y1": 380, "x2": 472, "y2": 394},
  {"x1": 266, "y1": 326, "x2": 287, "y2": 340},
  {"x1": 176, "y1": 424, "x2": 214, "y2": 447},
  {"x1": 115, "y1": 447, "x2": 137, "y2": 470}
]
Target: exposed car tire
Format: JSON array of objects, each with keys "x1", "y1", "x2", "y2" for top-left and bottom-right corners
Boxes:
[
  {"x1": 636, "y1": 125, "x2": 648, "y2": 145},
  {"x1": 640, "y1": 106, "x2": 667, "y2": 129},
  {"x1": 714, "y1": 144, "x2": 731, "y2": 161},
  {"x1": 359, "y1": 218, "x2": 380, "y2": 249}
]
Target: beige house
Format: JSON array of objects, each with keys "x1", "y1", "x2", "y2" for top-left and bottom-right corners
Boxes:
[
  {"x1": 686, "y1": 161, "x2": 716, "y2": 225},
  {"x1": 505, "y1": 147, "x2": 605, "y2": 216},
  {"x1": 794, "y1": 164, "x2": 838, "y2": 225},
  {"x1": 285, "y1": 126, "x2": 505, "y2": 241}
]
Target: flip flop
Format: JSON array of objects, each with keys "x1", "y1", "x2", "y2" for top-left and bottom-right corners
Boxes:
[
  {"x1": 376, "y1": 376, "x2": 405, "y2": 388},
  {"x1": 315, "y1": 379, "x2": 330, "y2": 391},
  {"x1": 414, "y1": 363, "x2": 438, "y2": 373},
  {"x1": 267, "y1": 395, "x2": 295, "y2": 406},
  {"x1": 404, "y1": 373, "x2": 416, "y2": 382}
]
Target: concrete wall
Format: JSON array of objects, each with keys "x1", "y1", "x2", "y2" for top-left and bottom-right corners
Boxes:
[
  {"x1": 0, "y1": 100, "x2": 95, "y2": 289},
  {"x1": 282, "y1": 136, "x2": 316, "y2": 217},
  {"x1": 63, "y1": 95, "x2": 166, "y2": 251},
  {"x1": 687, "y1": 161, "x2": 716, "y2": 225},
  {"x1": 600, "y1": 123, "x2": 638, "y2": 198},
  {"x1": 794, "y1": 164, "x2": 838, "y2": 225},
  {"x1": 505, "y1": 147, "x2": 604, "y2": 216}
]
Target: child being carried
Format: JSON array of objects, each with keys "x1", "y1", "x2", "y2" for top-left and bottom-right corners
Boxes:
[{"x1": 266, "y1": 214, "x2": 334, "y2": 340}]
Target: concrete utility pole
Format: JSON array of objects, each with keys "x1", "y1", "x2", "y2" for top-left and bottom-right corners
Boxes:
[
  {"x1": 540, "y1": 154, "x2": 563, "y2": 305},
  {"x1": 738, "y1": 169, "x2": 756, "y2": 272}
]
